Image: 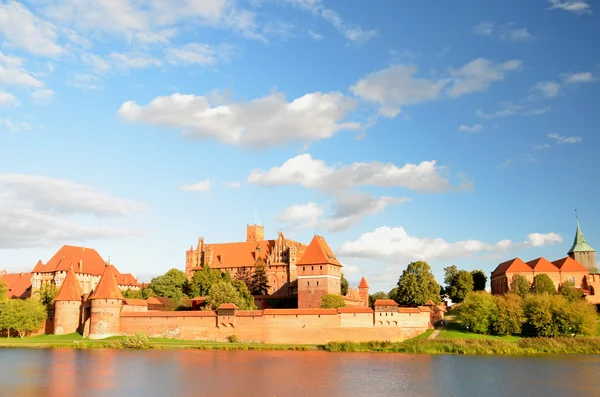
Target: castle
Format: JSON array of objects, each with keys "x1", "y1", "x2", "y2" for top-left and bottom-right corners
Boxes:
[{"x1": 491, "y1": 218, "x2": 600, "y2": 303}]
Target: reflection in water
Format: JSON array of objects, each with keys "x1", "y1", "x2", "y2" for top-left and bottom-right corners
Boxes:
[{"x1": 1, "y1": 349, "x2": 600, "y2": 397}]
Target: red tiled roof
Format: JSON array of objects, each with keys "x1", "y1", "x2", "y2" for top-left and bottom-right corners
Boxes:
[
  {"x1": 337, "y1": 307, "x2": 374, "y2": 314},
  {"x1": 296, "y1": 235, "x2": 342, "y2": 267},
  {"x1": 89, "y1": 265, "x2": 124, "y2": 300},
  {"x1": 491, "y1": 258, "x2": 532, "y2": 276},
  {"x1": 526, "y1": 257, "x2": 559, "y2": 272},
  {"x1": 35, "y1": 245, "x2": 108, "y2": 276},
  {"x1": 146, "y1": 297, "x2": 162, "y2": 305},
  {"x1": 425, "y1": 300, "x2": 436, "y2": 305},
  {"x1": 398, "y1": 307, "x2": 422, "y2": 313},
  {"x1": 263, "y1": 309, "x2": 338, "y2": 315},
  {"x1": 417, "y1": 306, "x2": 432, "y2": 312},
  {"x1": 32, "y1": 260, "x2": 44, "y2": 273},
  {"x1": 374, "y1": 299, "x2": 398, "y2": 306},
  {"x1": 358, "y1": 277, "x2": 369, "y2": 289},
  {"x1": 552, "y1": 257, "x2": 589, "y2": 272},
  {"x1": 1, "y1": 272, "x2": 32, "y2": 299},
  {"x1": 121, "y1": 311, "x2": 217, "y2": 317},
  {"x1": 217, "y1": 303, "x2": 238, "y2": 309},
  {"x1": 124, "y1": 299, "x2": 148, "y2": 306},
  {"x1": 54, "y1": 267, "x2": 82, "y2": 302}
]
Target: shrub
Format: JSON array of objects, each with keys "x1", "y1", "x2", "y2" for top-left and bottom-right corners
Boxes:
[
  {"x1": 559, "y1": 282, "x2": 584, "y2": 302},
  {"x1": 460, "y1": 291, "x2": 498, "y2": 334},
  {"x1": 531, "y1": 274, "x2": 556, "y2": 295},
  {"x1": 493, "y1": 294, "x2": 525, "y2": 336},
  {"x1": 111, "y1": 332, "x2": 151, "y2": 349},
  {"x1": 523, "y1": 294, "x2": 596, "y2": 337},
  {"x1": 229, "y1": 334, "x2": 239, "y2": 343},
  {"x1": 509, "y1": 275, "x2": 530, "y2": 298},
  {"x1": 320, "y1": 294, "x2": 346, "y2": 309}
]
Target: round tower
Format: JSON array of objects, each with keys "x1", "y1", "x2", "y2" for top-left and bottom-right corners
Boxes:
[
  {"x1": 358, "y1": 277, "x2": 370, "y2": 308},
  {"x1": 53, "y1": 267, "x2": 83, "y2": 335},
  {"x1": 88, "y1": 265, "x2": 124, "y2": 339}
]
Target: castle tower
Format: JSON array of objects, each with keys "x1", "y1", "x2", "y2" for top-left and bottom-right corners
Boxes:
[
  {"x1": 568, "y1": 218, "x2": 596, "y2": 271},
  {"x1": 247, "y1": 223, "x2": 264, "y2": 242},
  {"x1": 53, "y1": 266, "x2": 83, "y2": 335},
  {"x1": 296, "y1": 235, "x2": 343, "y2": 309},
  {"x1": 358, "y1": 277, "x2": 370, "y2": 308},
  {"x1": 88, "y1": 265, "x2": 124, "y2": 339}
]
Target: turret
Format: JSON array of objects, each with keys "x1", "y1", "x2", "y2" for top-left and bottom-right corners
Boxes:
[
  {"x1": 568, "y1": 218, "x2": 596, "y2": 272},
  {"x1": 247, "y1": 223, "x2": 264, "y2": 242},
  {"x1": 358, "y1": 277, "x2": 370, "y2": 308},
  {"x1": 88, "y1": 265, "x2": 124, "y2": 339},
  {"x1": 53, "y1": 267, "x2": 83, "y2": 335}
]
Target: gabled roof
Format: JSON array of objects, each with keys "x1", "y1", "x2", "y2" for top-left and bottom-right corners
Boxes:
[
  {"x1": 1, "y1": 272, "x2": 32, "y2": 299},
  {"x1": 35, "y1": 245, "x2": 108, "y2": 276},
  {"x1": 373, "y1": 299, "x2": 398, "y2": 306},
  {"x1": 296, "y1": 235, "x2": 342, "y2": 267},
  {"x1": 54, "y1": 267, "x2": 83, "y2": 302},
  {"x1": 358, "y1": 277, "x2": 369, "y2": 289},
  {"x1": 569, "y1": 220, "x2": 595, "y2": 254},
  {"x1": 552, "y1": 256, "x2": 589, "y2": 272},
  {"x1": 491, "y1": 258, "x2": 532, "y2": 276},
  {"x1": 526, "y1": 257, "x2": 559, "y2": 272},
  {"x1": 89, "y1": 265, "x2": 124, "y2": 300}
]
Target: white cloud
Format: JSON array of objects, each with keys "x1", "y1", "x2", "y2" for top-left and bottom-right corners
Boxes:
[
  {"x1": 308, "y1": 29, "x2": 322, "y2": 40},
  {"x1": 181, "y1": 179, "x2": 212, "y2": 192},
  {"x1": 528, "y1": 71, "x2": 595, "y2": 101},
  {"x1": 0, "y1": 118, "x2": 31, "y2": 132},
  {"x1": 338, "y1": 226, "x2": 564, "y2": 263},
  {"x1": 533, "y1": 143, "x2": 552, "y2": 150},
  {"x1": 473, "y1": 22, "x2": 533, "y2": 42},
  {"x1": 109, "y1": 53, "x2": 162, "y2": 71},
  {"x1": 548, "y1": 133, "x2": 582, "y2": 144},
  {"x1": 459, "y1": 124, "x2": 483, "y2": 133},
  {"x1": 0, "y1": 91, "x2": 17, "y2": 106},
  {"x1": 118, "y1": 91, "x2": 359, "y2": 148},
  {"x1": 563, "y1": 71, "x2": 596, "y2": 84},
  {"x1": 0, "y1": 51, "x2": 43, "y2": 87},
  {"x1": 31, "y1": 89, "x2": 55, "y2": 104},
  {"x1": 164, "y1": 43, "x2": 237, "y2": 67},
  {"x1": 0, "y1": 1, "x2": 64, "y2": 57},
  {"x1": 547, "y1": 0, "x2": 592, "y2": 14},
  {"x1": 350, "y1": 58, "x2": 521, "y2": 117},
  {"x1": 69, "y1": 73, "x2": 103, "y2": 90},
  {"x1": 476, "y1": 104, "x2": 551, "y2": 119},
  {"x1": 472, "y1": 21, "x2": 494, "y2": 35},
  {"x1": 285, "y1": 0, "x2": 377, "y2": 44},
  {"x1": 223, "y1": 181, "x2": 241, "y2": 189},
  {"x1": 247, "y1": 153, "x2": 472, "y2": 193},
  {"x1": 81, "y1": 53, "x2": 112, "y2": 74},
  {"x1": 531, "y1": 81, "x2": 562, "y2": 98}
]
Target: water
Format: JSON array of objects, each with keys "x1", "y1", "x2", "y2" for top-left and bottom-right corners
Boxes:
[{"x1": 0, "y1": 349, "x2": 599, "y2": 396}]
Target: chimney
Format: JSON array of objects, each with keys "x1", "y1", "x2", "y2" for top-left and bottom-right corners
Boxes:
[{"x1": 78, "y1": 260, "x2": 83, "y2": 272}]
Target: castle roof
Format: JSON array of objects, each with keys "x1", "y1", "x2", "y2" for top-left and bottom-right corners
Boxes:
[
  {"x1": 54, "y1": 267, "x2": 83, "y2": 302},
  {"x1": 491, "y1": 258, "x2": 532, "y2": 277},
  {"x1": 569, "y1": 220, "x2": 595, "y2": 253},
  {"x1": 373, "y1": 299, "x2": 398, "y2": 306},
  {"x1": 296, "y1": 235, "x2": 342, "y2": 267},
  {"x1": 526, "y1": 257, "x2": 559, "y2": 273},
  {"x1": 552, "y1": 257, "x2": 589, "y2": 272},
  {"x1": 0, "y1": 272, "x2": 32, "y2": 299},
  {"x1": 89, "y1": 265, "x2": 124, "y2": 300},
  {"x1": 358, "y1": 277, "x2": 369, "y2": 289}
]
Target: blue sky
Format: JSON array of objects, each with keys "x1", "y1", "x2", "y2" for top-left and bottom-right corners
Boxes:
[{"x1": 1, "y1": 0, "x2": 598, "y2": 293}]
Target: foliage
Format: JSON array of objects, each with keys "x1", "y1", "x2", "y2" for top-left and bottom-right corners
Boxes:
[
  {"x1": 191, "y1": 264, "x2": 228, "y2": 297},
  {"x1": 368, "y1": 291, "x2": 389, "y2": 308},
  {"x1": 229, "y1": 334, "x2": 239, "y2": 343},
  {"x1": 444, "y1": 265, "x2": 474, "y2": 303},
  {"x1": 388, "y1": 287, "x2": 398, "y2": 302},
  {"x1": 320, "y1": 294, "x2": 346, "y2": 309},
  {"x1": 35, "y1": 283, "x2": 57, "y2": 309},
  {"x1": 0, "y1": 299, "x2": 47, "y2": 338},
  {"x1": 459, "y1": 291, "x2": 498, "y2": 334},
  {"x1": 141, "y1": 286, "x2": 155, "y2": 299},
  {"x1": 109, "y1": 332, "x2": 151, "y2": 349},
  {"x1": 340, "y1": 273, "x2": 349, "y2": 295},
  {"x1": 149, "y1": 268, "x2": 188, "y2": 304},
  {"x1": 509, "y1": 274, "x2": 530, "y2": 298},
  {"x1": 234, "y1": 267, "x2": 254, "y2": 290},
  {"x1": 0, "y1": 280, "x2": 7, "y2": 301},
  {"x1": 250, "y1": 264, "x2": 270, "y2": 296},
  {"x1": 531, "y1": 274, "x2": 556, "y2": 295},
  {"x1": 231, "y1": 279, "x2": 257, "y2": 310},
  {"x1": 206, "y1": 282, "x2": 249, "y2": 309},
  {"x1": 396, "y1": 261, "x2": 441, "y2": 306},
  {"x1": 522, "y1": 294, "x2": 596, "y2": 337},
  {"x1": 493, "y1": 294, "x2": 525, "y2": 336},
  {"x1": 559, "y1": 282, "x2": 583, "y2": 302},
  {"x1": 471, "y1": 270, "x2": 487, "y2": 291},
  {"x1": 122, "y1": 288, "x2": 143, "y2": 299}
]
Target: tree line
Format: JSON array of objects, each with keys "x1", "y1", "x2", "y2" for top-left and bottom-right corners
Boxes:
[{"x1": 0, "y1": 280, "x2": 48, "y2": 338}]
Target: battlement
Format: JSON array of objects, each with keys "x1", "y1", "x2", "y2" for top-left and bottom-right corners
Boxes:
[{"x1": 246, "y1": 224, "x2": 264, "y2": 242}]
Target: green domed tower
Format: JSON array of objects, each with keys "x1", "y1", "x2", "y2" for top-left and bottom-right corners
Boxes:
[{"x1": 568, "y1": 218, "x2": 596, "y2": 272}]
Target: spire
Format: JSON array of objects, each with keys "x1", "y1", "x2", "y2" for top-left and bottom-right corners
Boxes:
[
  {"x1": 89, "y1": 265, "x2": 124, "y2": 300},
  {"x1": 358, "y1": 277, "x2": 369, "y2": 289},
  {"x1": 297, "y1": 235, "x2": 343, "y2": 267},
  {"x1": 568, "y1": 217, "x2": 595, "y2": 254},
  {"x1": 54, "y1": 266, "x2": 83, "y2": 302}
]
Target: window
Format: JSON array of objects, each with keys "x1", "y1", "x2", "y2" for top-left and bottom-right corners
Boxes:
[
  {"x1": 320, "y1": 265, "x2": 322, "y2": 270},
  {"x1": 308, "y1": 281, "x2": 310, "y2": 286},
  {"x1": 311, "y1": 266, "x2": 314, "y2": 270},
  {"x1": 568, "y1": 276, "x2": 575, "y2": 285},
  {"x1": 317, "y1": 281, "x2": 319, "y2": 286},
  {"x1": 303, "y1": 267, "x2": 305, "y2": 271}
]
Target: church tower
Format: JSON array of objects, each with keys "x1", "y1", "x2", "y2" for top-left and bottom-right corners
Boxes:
[
  {"x1": 568, "y1": 218, "x2": 596, "y2": 271},
  {"x1": 247, "y1": 223, "x2": 264, "y2": 242}
]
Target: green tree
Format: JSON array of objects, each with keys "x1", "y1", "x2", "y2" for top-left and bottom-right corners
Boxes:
[
  {"x1": 141, "y1": 286, "x2": 155, "y2": 299},
  {"x1": 493, "y1": 294, "x2": 525, "y2": 336},
  {"x1": 251, "y1": 264, "x2": 270, "y2": 296},
  {"x1": 444, "y1": 265, "x2": 474, "y2": 303},
  {"x1": 0, "y1": 280, "x2": 8, "y2": 301},
  {"x1": 340, "y1": 273, "x2": 349, "y2": 295},
  {"x1": 205, "y1": 282, "x2": 248, "y2": 309},
  {"x1": 388, "y1": 287, "x2": 398, "y2": 302},
  {"x1": 122, "y1": 288, "x2": 143, "y2": 299},
  {"x1": 0, "y1": 299, "x2": 47, "y2": 338},
  {"x1": 149, "y1": 268, "x2": 188, "y2": 304},
  {"x1": 232, "y1": 279, "x2": 257, "y2": 310},
  {"x1": 368, "y1": 291, "x2": 389, "y2": 308},
  {"x1": 234, "y1": 267, "x2": 254, "y2": 290},
  {"x1": 191, "y1": 264, "x2": 227, "y2": 297},
  {"x1": 471, "y1": 270, "x2": 487, "y2": 291},
  {"x1": 320, "y1": 294, "x2": 346, "y2": 309},
  {"x1": 523, "y1": 293, "x2": 564, "y2": 336},
  {"x1": 531, "y1": 274, "x2": 556, "y2": 295},
  {"x1": 35, "y1": 282, "x2": 57, "y2": 309},
  {"x1": 460, "y1": 291, "x2": 498, "y2": 334},
  {"x1": 509, "y1": 274, "x2": 530, "y2": 298},
  {"x1": 559, "y1": 282, "x2": 584, "y2": 302},
  {"x1": 396, "y1": 261, "x2": 441, "y2": 306}
]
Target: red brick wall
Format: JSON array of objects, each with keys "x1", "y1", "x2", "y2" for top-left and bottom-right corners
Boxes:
[
  {"x1": 89, "y1": 299, "x2": 122, "y2": 339},
  {"x1": 54, "y1": 301, "x2": 81, "y2": 335}
]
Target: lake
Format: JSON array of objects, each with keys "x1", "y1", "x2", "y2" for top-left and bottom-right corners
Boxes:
[{"x1": 0, "y1": 349, "x2": 599, "y2": 396}]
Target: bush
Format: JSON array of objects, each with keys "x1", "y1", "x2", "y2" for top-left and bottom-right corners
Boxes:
[
  {"x1": 229, "y1": 335, "x2": 239, "y2": 343},
  {"x1": 320, "y1": 294, "x2": 346, "y2": 309},
  {"x1": 110, "y1": 332, "x2": 151, "y2": 349},
  {"x1": 494, "y1": 294, "x2": 525, "y2": 336},
  {"x1": 460, "y1": 291, "x2": 498, "y2": 334},
  {"x1": 531, "y1": 274, "x2": 556, "y2": 295},
  {"x1": 559, "y1": 282, "x2": 584, "y2": 302},
  {"x1": 523, "y1": 294, "x2": 596, "y2": 337}
]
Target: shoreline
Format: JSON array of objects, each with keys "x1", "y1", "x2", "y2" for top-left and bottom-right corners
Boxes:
[{"x1": 3, "y1": 334, "x2": 600, "y2": 355}]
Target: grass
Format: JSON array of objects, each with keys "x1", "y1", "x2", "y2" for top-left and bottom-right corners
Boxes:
[{"x1": 438, "y1": 321, "x2": 521, "y2": 342}]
